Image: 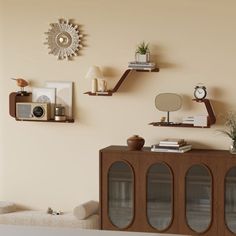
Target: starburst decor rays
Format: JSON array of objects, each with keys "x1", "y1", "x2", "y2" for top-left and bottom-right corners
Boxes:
[{"x1": 44, "y1": 19, "x2": 83, "y2": 60}]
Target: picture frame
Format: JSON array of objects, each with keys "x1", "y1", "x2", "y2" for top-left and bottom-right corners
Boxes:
[
  {"x1": 46, "y1": 81, "x2": 73, "y2": 119},
  {"x1": 32, "y1": 87, "x2": 56, "y2": 119}
]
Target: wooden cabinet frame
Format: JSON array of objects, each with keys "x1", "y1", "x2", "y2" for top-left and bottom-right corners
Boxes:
[{"x1": 99, "y1": 146, "x2": 236, "y2": 236}]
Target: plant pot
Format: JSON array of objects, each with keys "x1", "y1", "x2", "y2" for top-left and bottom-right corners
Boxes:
[
  {"x1": 230, "y1": 139, "x2": 236, "y2": 154},
  {"x1": 135, "y1": 52, "x2": 150, "y2": 63},
  {"x1": 127, "y1": 135, "x2": 145, "y2": 151}
]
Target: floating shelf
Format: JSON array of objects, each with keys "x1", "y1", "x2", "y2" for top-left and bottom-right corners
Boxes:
[
  {"x1": 9, "y1": 92, "x2": 74, "y2": 123},
  {"x1": 149, "y1": 98, "x2": 216, "y2": 128},
  {"x1": 15, "y1": 118, "x2": 74, "y2": 123},
  {"x1": 84, "y1": 68, "x2": 159, "y2": 96}
]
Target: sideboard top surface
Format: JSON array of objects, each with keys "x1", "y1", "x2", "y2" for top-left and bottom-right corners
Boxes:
[{"x1": 100, "y1": 145, "x2": 233, "y2": 159}]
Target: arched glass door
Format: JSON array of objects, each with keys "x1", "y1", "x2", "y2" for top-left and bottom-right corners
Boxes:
[
  {"x1": 108, "y1": 161, "x2": 134, "y2": 229},
  {"x1": 147, "y1": 163, "x2": 173, "y2": 231},
  {"x1": 225, "y1": 167, "x2": 236, "y2": 233},
  {"x1": 185, "y1": 164, "x2": 212, "y2": 233}
]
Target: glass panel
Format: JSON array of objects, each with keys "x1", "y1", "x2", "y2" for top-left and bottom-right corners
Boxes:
[
  {"x1": 108, "y1": 161, "x2": 133, "y2": 229},
  {"x1": 225, "y1": 167, "x2": 236, "y2": 233},
  {"x1": 147, "y1": 163, "x2": 172, "y2": 230},
  {"x1": 186, "y1": 165, "x2": 212, "y2": 233}
]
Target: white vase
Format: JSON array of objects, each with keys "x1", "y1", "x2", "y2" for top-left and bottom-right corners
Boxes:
[{"x1": 135, "y1": 52, "x2": 150, "y2": 63}]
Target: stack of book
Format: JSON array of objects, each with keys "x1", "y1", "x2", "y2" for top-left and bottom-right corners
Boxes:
[
  {"x1": 151, "y1": 138, "x2": 192, "y2": 153},
  {"x1": 182, "y1": 116, "x2": 195, "y2": 125},
  {"x1": 128, "y1": 61, "x2": 156, "y2": 71}
]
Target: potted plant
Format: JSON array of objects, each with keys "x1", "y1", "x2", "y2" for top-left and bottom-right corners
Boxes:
[
  {"x1": 135, "y1": 41, "x2": 150, "y2": 63},
  {"x1": 220, "y1": 112, "x2": 236, "y2": 154}
]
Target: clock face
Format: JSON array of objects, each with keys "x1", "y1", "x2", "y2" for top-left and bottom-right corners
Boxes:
[{"x1": 194, "y1": 86, "x2": 207, "y2": 100}]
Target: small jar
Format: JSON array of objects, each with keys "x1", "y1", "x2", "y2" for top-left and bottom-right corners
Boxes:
[{"x1": 127, "y1": 135, "x2": 145, "y2": 151}]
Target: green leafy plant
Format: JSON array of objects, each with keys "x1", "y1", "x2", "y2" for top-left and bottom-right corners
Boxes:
[
  {"x1": 136, "y1": 41, "x2": 149, "y2": 55},
  {"x1": 221, "y1": 112, "x2": 236, "y2": 141}
]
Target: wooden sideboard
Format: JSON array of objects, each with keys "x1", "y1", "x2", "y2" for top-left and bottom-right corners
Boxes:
[{"x1": 99, "y1": 145, "x2": 236, "y2": 236}]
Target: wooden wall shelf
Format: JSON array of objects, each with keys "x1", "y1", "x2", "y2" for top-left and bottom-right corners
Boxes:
[
  {"x1": 149, "y1": 98, "x2": 216, "y2": 128},
  {"x1": 84, "y1": 68, "x2": 159, "y2": 96},
  {"x1": 15, "y1": 118, "x2": 74, "y2": 123},
  {"x1": 9, "y1": 92, "x2": 74, "y2": 123}
]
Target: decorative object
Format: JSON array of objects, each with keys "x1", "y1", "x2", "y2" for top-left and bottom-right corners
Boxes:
[
  {"x1": 46, "y1": 81, "x2": 73, "y2": 120},
  {"x1": 127, "y1": 135, "x2": 145, "y2": 151},
  {"x1": 54, "y1": 105, "x2": 66, "y2": 121},
  {"x1": 135, "y1": 41, "x2": 150, "y2": 63},
  {"x1": 194, "y1": 84, "x2": 207, "y2": 100},
  {"x1": 220, "y1": 112, "x2": 236, "y2": 154},
  {"x1": 16, "y1": 102, "x2": 50, "y2": 121},
  {"x1": 155, "y1": 93, "x2": 182, "y2": 124},
  {"x1": 98, "y1": 79, "x2": 107, "y2": 92},
  {"x1": 193, "y1": 115, "x2": 208, "y2": 127},
  {"x1": 91, "y1": 79, "x2": 98, "y2": 93},
  {"x1": 47, "y1": 207, "x2": 53, "y2": 214},
  {"x1": 84, "y1": 68, "x2": 159, "y2": 96},
  {"x1": 44, "y1": 19, "x2": 83, "y2": 60},
  {"x1": 85, "y1": 66, "x2": 103, "y2": 93},
  {"x1": 11, "y1": 78, "x2": 29, "y2": 94},
  {"x1": 32, "y1": 87, "x2": 56, "y2": 119},
  {"x1": 150, "y1": 98, "x2": 216, "y2": 128}
]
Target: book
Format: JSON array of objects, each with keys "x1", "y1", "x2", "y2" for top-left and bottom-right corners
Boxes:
[
  {"x1": 159, "y1": 138, "x2": 185, "y2": 145},
  {"x1": 151, "y1": 146, "x2": 192, "y2": 153},
  {"x1": 96, "y1": 91, "x2": 110, "y2": 95},
  {"x1": 129, "y1": 64, "x2": 156, "y2": 67},
  {"x1": 151, "y1": 144, "x2": 192, "y2": 151},
  {"x1": 129, "y1": 61, "x2": 156, "y2": 66},
  {"x1": 158, "y1": 142, "x2": 187, "y2": 147}
]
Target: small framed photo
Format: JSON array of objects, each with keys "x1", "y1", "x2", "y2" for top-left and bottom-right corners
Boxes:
[
  {"x1": 32, "y1": 87, "x2": 56, "y2": 119},
  {"x1": 46, "y1": 81, "x2": 73, "y2": 119}
]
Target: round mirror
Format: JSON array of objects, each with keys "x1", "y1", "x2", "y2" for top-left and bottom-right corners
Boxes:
[
  {"x1": 155, "y1": 93, "x2": 182, "y2": 124},
  {"x1": 45, "y1": 19, "x2": 82, "y2": 60},
  {"x1": 155, "y1": 93, "x2": 182, "y2": 111},
  {"x1": 56, "y1": 32, "x2": 72, "y2": 48}
]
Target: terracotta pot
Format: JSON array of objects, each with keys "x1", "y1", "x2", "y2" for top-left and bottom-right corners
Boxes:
[{"x1": 127, "y1": 135, "x2": 145, "y2": 151}]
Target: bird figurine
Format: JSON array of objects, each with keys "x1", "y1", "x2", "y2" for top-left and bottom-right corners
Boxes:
[{"x1": 11, "y1": 78, "x2": 29, "y2": 94}]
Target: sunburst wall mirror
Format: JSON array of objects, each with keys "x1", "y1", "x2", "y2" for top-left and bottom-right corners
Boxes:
[{"x1": 44, "y1": 19, "x2": 83, "y2": 60}]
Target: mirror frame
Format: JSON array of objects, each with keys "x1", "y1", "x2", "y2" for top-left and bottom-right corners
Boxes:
[{"x1": 45, "y1": 19, "x2": 82, "y2": 60}]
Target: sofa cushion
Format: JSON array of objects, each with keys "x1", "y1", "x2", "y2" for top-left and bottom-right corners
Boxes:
[{"x1": 0, "y1": 202, "x2": 16, "y2": 214}]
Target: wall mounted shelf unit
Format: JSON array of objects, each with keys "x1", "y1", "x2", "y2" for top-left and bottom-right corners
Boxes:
[
  {"x1": 149, "y1": 98, "x2": 216, "y2": 128},
  {"x1": 84, "y1": 68, "x2": 159, "y2": 96},
  {"x1": 9, "y1": 92, "x2": 74, "y2": 123}
]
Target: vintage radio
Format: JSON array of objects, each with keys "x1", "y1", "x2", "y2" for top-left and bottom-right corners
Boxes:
[{"x1": 16, "y1": 102, "x2": 50, "y2": 121}]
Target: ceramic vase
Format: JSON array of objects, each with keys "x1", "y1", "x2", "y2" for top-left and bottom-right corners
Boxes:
[{"x1": 127, "y1": 135, "x2": 145, "y2": 151}]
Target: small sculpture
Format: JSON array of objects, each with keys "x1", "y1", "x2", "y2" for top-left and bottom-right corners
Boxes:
[
  {"x1": 47, "y1": 207, "x2": 63, "y2": 215},
  {"x1": 47, "y1": 207, "x2": 53, "y2": 214},
  {"x1": 11, "y1": 78, "x2": 29, "y2": 94}
]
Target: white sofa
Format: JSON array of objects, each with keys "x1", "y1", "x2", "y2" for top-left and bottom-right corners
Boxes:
[
  {"x1": 0, "y1": 201, "x2": 99, "y2": 229},
  {"x1": 0, "y1": 210, "x2": 99, "y2": 229}
]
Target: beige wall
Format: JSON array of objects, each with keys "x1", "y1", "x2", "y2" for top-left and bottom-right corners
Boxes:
[{"x1": 1, "y1": 0, "x2": 236, "y2": 211}]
